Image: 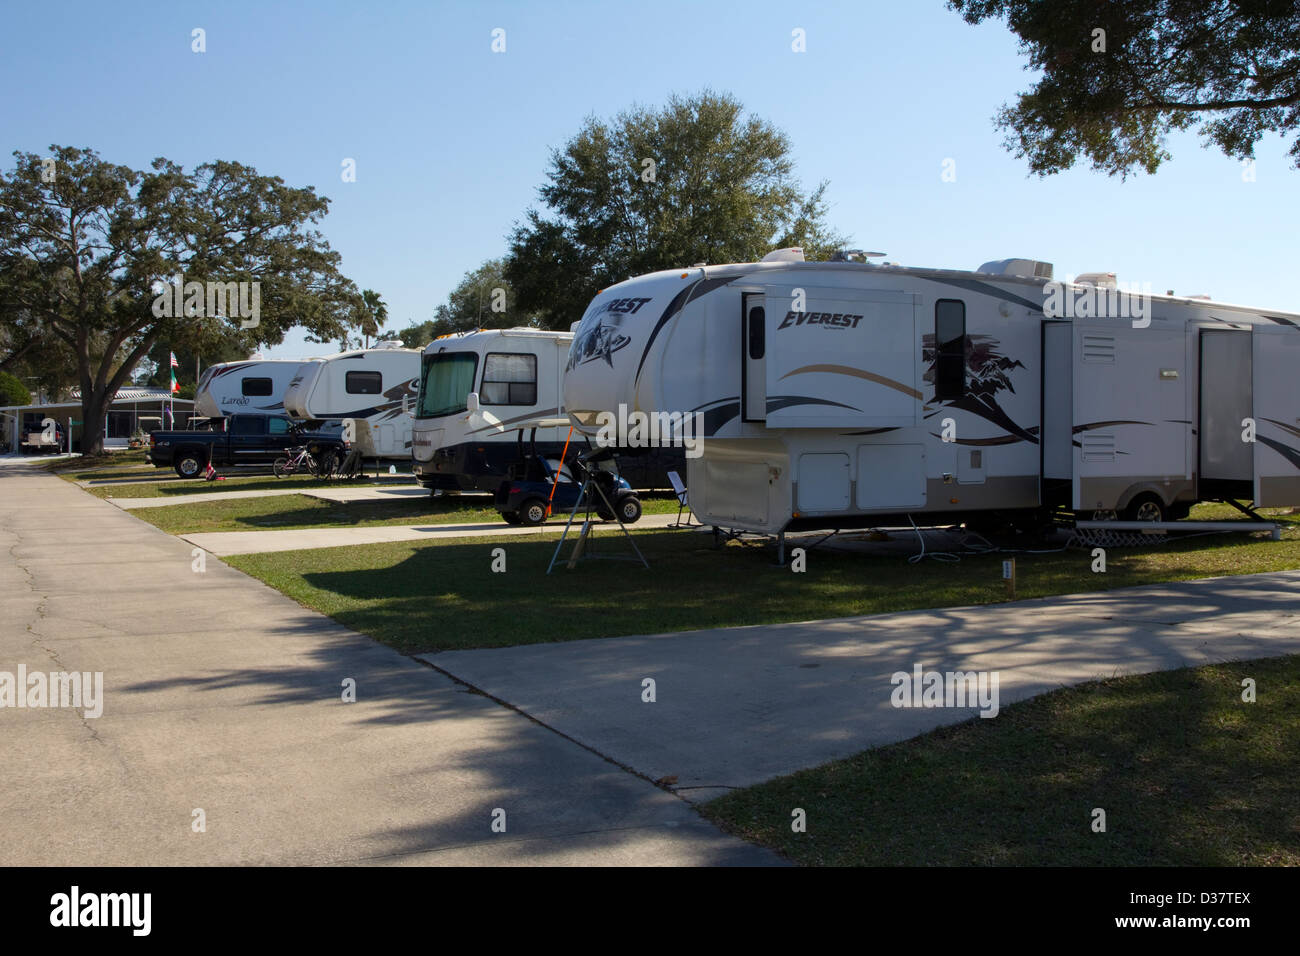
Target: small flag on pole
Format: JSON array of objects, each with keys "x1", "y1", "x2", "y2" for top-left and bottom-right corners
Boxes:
[{"x1": 169, "y1": 352, "x2": 179, "y2": 368}]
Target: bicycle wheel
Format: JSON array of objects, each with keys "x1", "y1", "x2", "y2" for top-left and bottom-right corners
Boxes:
[
  {"x1": 314, "y1": 450, "x2": 337, "y2": 480},
  {"x1": 273, "y1": 457, "x2": 290, "y2": 478}
]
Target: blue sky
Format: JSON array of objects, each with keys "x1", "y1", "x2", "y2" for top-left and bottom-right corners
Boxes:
[{"x1": 3, "y1": 0, "x2": 1296, "y2": 361}]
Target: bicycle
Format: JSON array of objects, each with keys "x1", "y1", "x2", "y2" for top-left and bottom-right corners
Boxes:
[{"x1": 273, "y1": 445, "x2": 319, "y2": 479}]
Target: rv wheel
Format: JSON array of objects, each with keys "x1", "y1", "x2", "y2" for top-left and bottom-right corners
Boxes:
[
  {"x1": 1123, "y1": 495, "x2": 1166, "y2": 523},
  {"x1": 174, "y1": 452, "x2": 205, "y2": 479},
  {"x1": 518, "y1": 498, "x2": 549, "y2": 527}
]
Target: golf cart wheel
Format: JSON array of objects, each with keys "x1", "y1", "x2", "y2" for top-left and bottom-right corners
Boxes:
[
  {"x1": 501, "y1": 511, "x2": 523, "y2": 525},
  {"x1": 618, "y1": 496, "x2": 643, "y2": 524},
  {"x1": 518, "y1": 498, "x2": 549, "y2": 527},
  {"x1": 174, "y1": 452, "x2": 205, "y2": 479},
  {"x1": 272, "y1": 457, "x2": 291, "y2": 478},
  {"x1": 1123, "y1": 494, "x2": 1166, "y2": 523}
]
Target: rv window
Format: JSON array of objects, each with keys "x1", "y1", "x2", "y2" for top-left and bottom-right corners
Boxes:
[
  {"x1": 481, "y1": 353, "x2": 538, "y2": 406},
  {"x1": 417, "y1": 352, "x2": 479, "y2": 418},
  {"x1": 748, "y1": 307, "x2": 765, "y2": 360},
  {"x1": 935, "y1": 299, "x2": 966, "y2": 400},
  {"x1": 241, "y1": 377, "x2": 273, "y2": 397},
  {"x1": 346, "y1": 370, "x2": 383, "y2": 394}
]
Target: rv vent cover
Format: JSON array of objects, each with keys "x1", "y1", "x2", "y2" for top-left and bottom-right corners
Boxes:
[
  {"x1": 1082, "y1": 335, "x2": 1117, "y2": 363},
  {"x1": 1081, "y1": 433, "x2": 1116, "y2": 462},
  {"x1": 978, "y1": 258, "x2": 1054, "y2": 279},
  {"x1": 761, "y1": 247, "x2": 806, "y2": 263}
]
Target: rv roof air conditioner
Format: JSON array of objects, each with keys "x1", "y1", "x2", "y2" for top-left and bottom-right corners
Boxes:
[
  {"x1": 761, "y1": 247, "x2": 805, "y2": 263},
  {"x1": 1074, "y1": 272, "x2": 1118, "y2": 289},
  {"x1": 829, "y1": 249, "x2": 886, "y2": 262},
  {"x1": 977, "y1": 258, "x2": 1054, "y2": 279}
]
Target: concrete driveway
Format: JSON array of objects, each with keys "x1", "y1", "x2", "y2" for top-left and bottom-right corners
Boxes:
[
  {"x1": 421, "y1": 571, "x2": 1300, "y2": 799},
  {"x1": 0, "y1": 459, "x2": 774, "y2": 865}
]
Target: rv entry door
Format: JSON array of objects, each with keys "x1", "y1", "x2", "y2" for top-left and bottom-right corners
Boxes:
[{"x1": 742, "y1": 293, "x2": 766, "y2": 422}]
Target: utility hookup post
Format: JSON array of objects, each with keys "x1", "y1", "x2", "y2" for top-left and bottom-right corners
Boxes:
[{"x1": 1002, "y1": 558, "x2": 1016, "y2": 600}]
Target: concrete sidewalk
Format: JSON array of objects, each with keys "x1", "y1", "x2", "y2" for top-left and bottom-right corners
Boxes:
[
  {"x1": 0, "y1": 458, "x2": 774, "y2": 865},
  {"x1": 181, "y1": 513, "x2": 683, "y2": 555},
  {"x1": 421, "y1": 570, "x2": 1300, "y2": 799}
]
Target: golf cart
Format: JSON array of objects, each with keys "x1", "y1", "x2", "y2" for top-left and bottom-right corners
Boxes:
[{"x1": 494, "y1": 424, "x2": 642, "y2": 527}]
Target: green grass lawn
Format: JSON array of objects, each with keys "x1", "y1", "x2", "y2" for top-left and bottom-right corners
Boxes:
[
  {"x1": 223, "y1": 508, "x2": 1300, "y2": 654},
  {"x1": 86, "y1": 474, "x2": 394, "y2": 498},
  {"x1": 45, "y1": 450, "x2": 158, "y2": 481},
  {"x1": 701, "y1": 656, "x2": 1300, "y2": 866}
]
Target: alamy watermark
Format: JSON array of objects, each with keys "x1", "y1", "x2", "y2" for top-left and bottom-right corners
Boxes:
[
  {"x1": 1043, "y1": 278, "x2": 1152, "y2": 328},
  {"x1": 890, "y1": 663, "x2": 999, "y2": 718},
  {"x1": 151, "y1": 273, "x2": 260, "y2": 329},
  {"x1": 1, "y1": 665, "x2": 103, "y2": 718},
  {"x1": 594, "y1": 402, "x2": 705, "y2": 459}
]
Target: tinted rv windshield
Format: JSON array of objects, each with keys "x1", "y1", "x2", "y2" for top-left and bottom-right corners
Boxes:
[{"x1": 417, "y1": 352, "x2": 478, "y2": 418}]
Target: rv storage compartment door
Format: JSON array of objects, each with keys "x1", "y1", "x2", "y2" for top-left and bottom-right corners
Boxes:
[
  {"x1": 796, "y1": 453, "x2": 851, "y2": 512},
  {"x1": 1071, "y1": 322, "x2": 1187, "y2": 511},
  {"x1": 763, "y1": 287, "x2": 919, "y2": 428},
  {"x1": 857, "y1": 444, "x2": 926, "y2": 510},
  {"x1": 1252, "y1": 325, "x2": 1300, "y2": 506}
]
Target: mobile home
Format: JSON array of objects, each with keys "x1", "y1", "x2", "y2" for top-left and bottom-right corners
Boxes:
[
  {"x1": 194, "y1": 359, "x2": 312, "y2": 418},
  {"x1": 282, "y1": 343, "x2": 421, "y2": 459},
  {"x1": 411, "y1": 327, "x2": 681, "y2": 492},
  {"x1": 561, "y1": 249, "x2": 1300, "y2": 535}
]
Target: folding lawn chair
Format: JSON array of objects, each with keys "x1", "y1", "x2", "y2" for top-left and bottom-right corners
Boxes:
[{"x1": 667, "y1": 470, "x2": 699, "y2": 527}]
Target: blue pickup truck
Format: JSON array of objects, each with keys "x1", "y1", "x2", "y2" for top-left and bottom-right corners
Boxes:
[{"x1": 148, "y1": 414, "x2": 343, "y2": 478}]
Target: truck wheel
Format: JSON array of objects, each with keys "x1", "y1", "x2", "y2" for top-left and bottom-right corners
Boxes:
[
  {"x1": 1123, "y1": 494, "x2": 1166, "y2": 523},
  {"x1": 174, "y1": 451, "x2": 205, "y2": 479},
  {"x1": 518, "y1": 498, "x2": 549, "y2": 527},
  {"x1": 501, "y1": 511, "x2": 523, "y2": 525},
  {"x1": 618, "y1": 496, "x2": 642, "y2": 524}
]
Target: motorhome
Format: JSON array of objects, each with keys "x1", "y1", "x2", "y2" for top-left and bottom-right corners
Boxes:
[
  {"x1": 282, "y1": 343, "x2": 421, "y2": 459},
  {"x1": 194, "y1": 359, "x2": 310, "y2": 418},
  {"x1": 411, "y1": 327, "x2": 679, "y2": 492},
  {"x1": 561, "y1": 249, "x2": 1300, "y2": 536},
  {"x1": 411, "y1": 328, "x2": 572, "y2": 492}
]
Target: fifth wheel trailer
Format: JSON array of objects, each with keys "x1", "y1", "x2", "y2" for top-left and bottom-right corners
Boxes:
[
  {"x1": 411, "y1": 327, "x2": 680, "y2": 492},
  {"x1": 560, "y1": 250, "x2": 1300, "y2": 535},
  {"x1": 282, "y1": 344, "x2": 421, "y2": 459}
]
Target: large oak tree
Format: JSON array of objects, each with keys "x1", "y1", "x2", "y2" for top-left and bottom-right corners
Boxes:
[
  {"x1": 0, "y1": 146, "x2": 367, "y2": 454},
  {"x1": 506, "y1": 91, "x2": 846, "y2": 329},
  {"x1": 950, "y1": 0, "x2": 1300, "y2": 177}
]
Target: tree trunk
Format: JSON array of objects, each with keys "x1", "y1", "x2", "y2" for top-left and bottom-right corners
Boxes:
[{"x1": 80, "y1": 389, "x2": 110, "y2": 457}]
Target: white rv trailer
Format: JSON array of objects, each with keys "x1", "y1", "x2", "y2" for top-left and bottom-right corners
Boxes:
[
  {"x1": 561, "y1": 250, "x2": 1300, "y2": 535},
  {"x1": 410, "y1": 327, "x2": 681, "y2": 492},
  {"x1": 194, "y1": 359, "x2": 311, "y2": 418},
  {"x1": 281, "y1": 343, "x2": 422, "y2": 459}
]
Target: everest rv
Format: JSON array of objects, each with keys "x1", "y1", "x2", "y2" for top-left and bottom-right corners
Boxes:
[
  {"x1": 194, "y1": 359, "x2": 309, "y2": 418},
  {"x1": 411, "y1": 327, "x2": 678, "y2": 492},
  {"x1": 282, "y1": 343, "x2": 422, "y2": 459},
  {"x1": 561, "y1": 249, "x2": 1300, "y2": 535}
]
